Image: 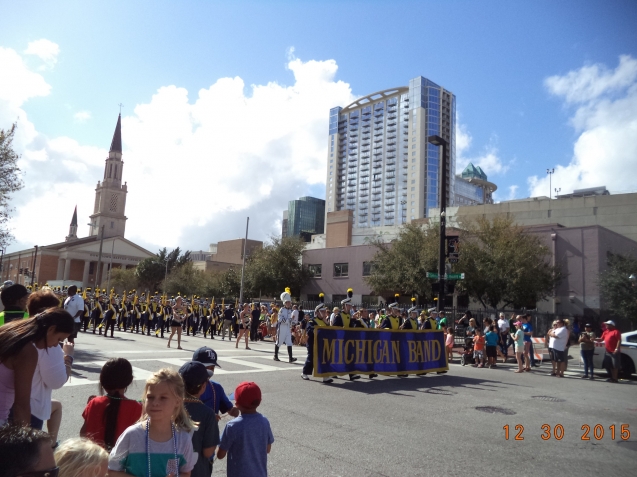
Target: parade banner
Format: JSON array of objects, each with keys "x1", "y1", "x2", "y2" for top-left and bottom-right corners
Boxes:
[{"x1": 313, "y1": 327, "x2": 448, "y2": 377}]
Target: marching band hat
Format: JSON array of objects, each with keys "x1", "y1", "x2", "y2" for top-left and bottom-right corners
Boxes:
[
  {"x1": 280, "y1": 287, "x2": 292, "y2": 303},
  {"x1": 341, "y1": 288, "x2": 354, "y2": 306},
  {"x1": 388, "y1": 302, "x2": 399, "y2": 309},
  {"x1": 314, "y1": 303, "x2": 327, "y2": 313},
  {"x1": 408, "y1": 306, "x2": 418, "y2": 314},
  {"x1": 428, "y1": 307, "x2": 437, "y2": 314}
]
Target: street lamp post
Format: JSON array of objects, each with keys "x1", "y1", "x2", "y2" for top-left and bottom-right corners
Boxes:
[
  {"x1": 547, "y1": 169, "x2": 554, "y2": 199},
  {"x1": 428, "y1": 135, "x2": 448, "y2": 312},
  {"x1": 163, "y1": 257, "x2": 169, "y2": 294}
]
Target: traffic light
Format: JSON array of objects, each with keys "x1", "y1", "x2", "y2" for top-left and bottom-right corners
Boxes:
[
  {"x1": 446, "y1": 281, "x2": 456, "y2": 295},
  {"x1": 19, "y1": 268, "x2": 23, "y2": 275}
]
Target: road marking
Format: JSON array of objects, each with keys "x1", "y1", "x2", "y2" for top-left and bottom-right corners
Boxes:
[
  {"x1": 66, "y1": 362, "x2": 155, "y2": 387},
  {"x1": 68, "y1": 355, "x2": 301, "y2": 386}
]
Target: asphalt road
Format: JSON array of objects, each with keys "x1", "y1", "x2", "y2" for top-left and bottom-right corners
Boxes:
[{"x1": 53, "y1": 330, "x2": 637, "y2": 476}]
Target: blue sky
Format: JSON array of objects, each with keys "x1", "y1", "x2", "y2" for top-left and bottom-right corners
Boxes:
[{"x1": 1, "y1": 0, "x2": 636, "y2": 252}]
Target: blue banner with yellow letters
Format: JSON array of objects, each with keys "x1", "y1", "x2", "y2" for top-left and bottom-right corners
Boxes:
[{"x1": 313, "y1": 327, "x2": 448, "y2": 377}]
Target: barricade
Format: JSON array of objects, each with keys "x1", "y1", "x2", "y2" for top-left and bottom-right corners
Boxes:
[{"x1": 531, "y1": 337, "x2": 550, "y2": 363}]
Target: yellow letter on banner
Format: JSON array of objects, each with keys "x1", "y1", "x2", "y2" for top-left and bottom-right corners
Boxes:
[
  {"x1": 408, "y1": 341, "x2": 417, "y2": 362},
  {"x1": 322, "y1": 339, "x2": 335, "y2": 364}
]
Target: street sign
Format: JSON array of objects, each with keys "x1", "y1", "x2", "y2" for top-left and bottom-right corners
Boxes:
[
  {"x1": 446, "y1": 273, "x2": 465, "y2": 280},
  {"x1": 427, "y1": 272, "x2": 439, "y2": 279}
]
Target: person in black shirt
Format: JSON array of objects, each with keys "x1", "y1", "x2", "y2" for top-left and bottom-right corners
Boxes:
[{"x1": 250, "y1": 303, "x2": 260, "y2": 341}]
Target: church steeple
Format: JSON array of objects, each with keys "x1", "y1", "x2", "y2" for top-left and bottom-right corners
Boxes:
[
  {"x1": 110, "y1": 113, "x2": 122, "y2": 152},
  {"x1": 89, "y1": 113, "x2": 128, "y2": 239},
  {"x1": 66, "y1": 206, "x2": 78, "y2": 241}
]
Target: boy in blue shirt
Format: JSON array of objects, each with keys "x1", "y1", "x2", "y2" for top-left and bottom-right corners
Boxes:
[
  {"x1": 217, "y1": 381, "x2": 274, "y2": 477},
  {"x1": 193, "y1": 347, "x2": 240, "y2": 419},
  {"x1": 485, "y1": 324, "x2": 500, "y2": 368}
]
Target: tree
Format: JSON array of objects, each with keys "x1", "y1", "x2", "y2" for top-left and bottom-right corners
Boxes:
[
  {"x1": 164, "y1": 262, "x2": 204, "y2": 296},
  {"x1": 110, "y1": 267, "x2": 139, "y2": 293},
  {"x1": 458, "y1": 216, "x2": 561, "y2": 309},
  {"x1": 135, "y1": 257, "x2": 165, "y2": 291},
  {"x1": 599, "y1": 252, "x2": 637, "y2": 322},
  {"x1": 135, "y1": 247, "x2": 192, "y2": 292},
  {"x1": 364, "y1": 223, "x2": 440, "y2": 301},
  {"x1": 244, "y1": 236, "x2": 308, "y2": 299},
  {"x1": 215, "y1": 265, "x2": 241, "y2": 301},
  {"x1": 0, "y1": 123, "x2": 24, "y2": 248}
]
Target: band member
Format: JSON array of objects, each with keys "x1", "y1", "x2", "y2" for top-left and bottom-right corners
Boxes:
[
  {"x1": 301, "y1": 295, "x2": 333, "y2": 383},
  {"x1": 274, "y1": 288, "x2": 297, "y2": 363},
  {"x1": 330, "y1": 289, "x2": 361, "y2": 381},
  {"x1": 168, "y1": 296, "x2": 186, "y2": 349},
  {"x1": 380, "y1": 302, "x2": 402, "y2": 330},
  {"x1": 401, "y1": 302, "x2": 419, "y2": 330},
  {"x1": 102, "y1": 295, "x2": 118, "y2": 338},
  {"x1": 91, "y1": 293, "x2": 104, "y2": 334},
  {"x1": 81, "y1": 289, "x2": 92, "y2": 332}
]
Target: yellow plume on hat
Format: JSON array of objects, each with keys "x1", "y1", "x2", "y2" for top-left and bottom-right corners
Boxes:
[
  {"x1": 285, "y1": 287, "x2": 291, "y2": 294},
  {"x1": 411, "y1": 297, "x2": 416, "y2": 302}
]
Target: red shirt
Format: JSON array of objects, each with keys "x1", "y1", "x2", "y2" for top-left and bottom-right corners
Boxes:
[
  {"x1": 601, "y1": 329, "x2": 621, "y2": 354},
  {"x1": 82, "y1": 396, "x2": 142, "y2": 448}
]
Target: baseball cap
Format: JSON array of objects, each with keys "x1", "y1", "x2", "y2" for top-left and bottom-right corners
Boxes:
[
  {"x1": 179, "y1": 361, "x2": 210, "y2": 387},
  {"x1": 0, "y1": 284, "x2": 29, "y2": 307},
  {"x1": 604, "y1": 320, "x2": 616, "y2": 327},
  {"x1": 192, "y1": 347, "x2": 221, "y2": 368},
  {"x1": 585, "y1": 323, "x2": 592, "y2": 327},
  {"x1": 514, "y1": 321, "x2": 522, "y2": 326},
  {"x1": 234, "y1": 381, "x2": 262, "y2": 409}
]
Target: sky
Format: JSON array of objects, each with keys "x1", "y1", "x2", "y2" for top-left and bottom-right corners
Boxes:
[{"x1": 1, "y1": 0, "x2": 636, "y2": 254}]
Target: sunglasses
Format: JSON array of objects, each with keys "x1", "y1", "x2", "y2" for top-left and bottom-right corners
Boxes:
[{"x1": 19, "y1": 467, "x2": 59, "y2": 477}]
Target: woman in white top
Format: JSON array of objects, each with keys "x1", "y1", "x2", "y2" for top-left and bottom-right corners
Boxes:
[
  {"x1": 0, "y1": 308, "x2": 74, "y2": 426},
  {"x1": 26, "y1": 290, "x2": 74, "y2": 439}
]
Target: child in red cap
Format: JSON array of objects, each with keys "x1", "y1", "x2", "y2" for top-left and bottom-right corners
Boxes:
[{"x1": 217, "y1": 382, "x2": 274, "y2": 477}]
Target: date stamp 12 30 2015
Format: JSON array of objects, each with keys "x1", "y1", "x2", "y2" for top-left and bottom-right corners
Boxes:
[{"x1": 503, "y1": 424, "x2": 631, "y2": 441}]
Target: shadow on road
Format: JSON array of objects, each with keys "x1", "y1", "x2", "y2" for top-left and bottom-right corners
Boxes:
[{"x1": 321, "y1": 373, "x2": 534, "y2": 395}]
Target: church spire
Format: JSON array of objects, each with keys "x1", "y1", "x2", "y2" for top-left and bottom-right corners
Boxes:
[
  {"x1": 66, "y1": 206, "x2": 78, "y2": 242},
  {"x1": 110, "y1": 113, "x2": 122, "y2": 153},
  {"x1": 70, "y1": 206, "x2": 78, "y2": 226}
]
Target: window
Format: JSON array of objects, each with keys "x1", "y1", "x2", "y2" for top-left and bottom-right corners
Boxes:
[
  {"x1": 362, "y1": 261, "x2": 375, "y2": 276},
  {"x1": 333, "y1": 263, "x2": 349, "y2": 278},
  {"x1": 110, "y1": 221, "x2": 114, "y2": 229},
  {"x1": 308, "y1": 264, "x2": 322, "y2": 278}
]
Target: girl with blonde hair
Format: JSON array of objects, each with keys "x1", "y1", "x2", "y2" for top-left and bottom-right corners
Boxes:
[
  {"x1": 107, "y1": 368, "x2": 195, "y2": 477},
  {"x1": 55, "y1": 437, "x2": 108, "y2": 477}
]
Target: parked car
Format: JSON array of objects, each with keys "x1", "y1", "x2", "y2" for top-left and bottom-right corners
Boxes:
[{"x1": 593, "y1": 331, "x2": 637, "y2": 378}]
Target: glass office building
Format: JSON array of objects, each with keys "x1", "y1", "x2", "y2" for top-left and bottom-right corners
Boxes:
[
  {"x1": 325, "y1": 76, "x2": 455, "y2": 227},
  {"x1": 454, "y1": 163, "x2": 497, "y2": 206},
  {"x1": 286, "y1": 196, "x2": 326, "y2": 241}
]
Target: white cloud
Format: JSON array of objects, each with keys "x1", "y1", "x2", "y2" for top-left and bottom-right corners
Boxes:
[
  {"x1": 507, "y1": 185, "x2": 518, "y2": 201},
  {"x1": 2, "y1": 44, "x2": 355, "y2": 252},
  {"x1": 529, "y1": 56, "x2": 637, "y2": 197},
  {"x1": 24, "y1": 39, "x2": 60, "y2": 69},
  {"x1": 544, "y1": 54, "x2": 637, "y2": 104},
  {"x1": 455, "y1": 117, "x2": 508, "y2": 177},
  {"x1": 73, "y1": 110, "x2": 91, "y2": 122}
]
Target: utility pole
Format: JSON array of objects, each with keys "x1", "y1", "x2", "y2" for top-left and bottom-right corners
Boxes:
[
  {"x1": 106, "y1": 239, "x2": 115, "y2": 293},
  {"x1": 31, "y1": 245, "x2": 39, "y2": 286},
  {"x1": 239, "y1": 217, "x2": 250, "y2": 305},
  {"x1": 95, "y1": 226, "x2": 105, "y2": 288}
]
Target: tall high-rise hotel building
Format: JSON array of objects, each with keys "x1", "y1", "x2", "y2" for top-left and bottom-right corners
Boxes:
[{"x1": 325, "y1": 76, "x2": 455, "y2": 227}]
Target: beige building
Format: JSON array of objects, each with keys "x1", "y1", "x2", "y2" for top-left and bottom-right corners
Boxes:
[
  {"x1": 191, "y1": 239, "x2": 263, "y2": 273},
  {"x1": 434, "y1": 191, "x2": 637, "y2": 243},
  {"x1": 0, "y1": 114, "x2": 154, "y2": 288}
]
